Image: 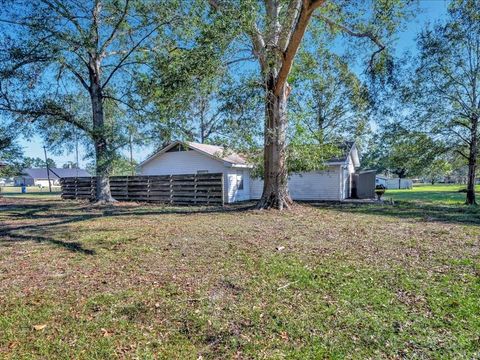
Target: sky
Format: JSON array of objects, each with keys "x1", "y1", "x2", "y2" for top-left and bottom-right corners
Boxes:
[{"x1": 17, "y1": 0, "x2": 450, "y2": 169}]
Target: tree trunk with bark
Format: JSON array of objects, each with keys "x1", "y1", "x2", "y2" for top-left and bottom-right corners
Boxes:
[
  {"x1": 466, "y1": 117, "x2": 478, "y2": 205},
  {"x1": 256, "y1": 77, "x2": 292, "y2": 210},
  {"x1": 90, "y1": 58, "x2": 115, "y2": 203}
]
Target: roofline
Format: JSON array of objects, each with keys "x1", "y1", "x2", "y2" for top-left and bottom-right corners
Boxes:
[{"x1": 138, "y1": 140, "x2": 246, "y2": 168}]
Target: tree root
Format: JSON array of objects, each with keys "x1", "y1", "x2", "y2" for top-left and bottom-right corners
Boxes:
[{"x1": 255, "y1": 191, "x2": 293, "y2": 210}]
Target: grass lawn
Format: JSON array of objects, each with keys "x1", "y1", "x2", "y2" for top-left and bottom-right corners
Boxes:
[
  {"x1": 386, "y1": 183, "x2": 477, "y2": 205},
  {"x1": 1, "y1": 191, "x2": 479, "y2": 358},
  {"x1": 0, "y1": 186, "x2": 61, "y2": 200}
]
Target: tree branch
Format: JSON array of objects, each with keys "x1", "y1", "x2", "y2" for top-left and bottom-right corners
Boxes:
[
  {"x1": 101, "y1": 20, "x2": 172, "y2": 90},
  {"x1": 274, "y1": 0, "x2": 326, "y2": 96},
  {"x1": 100, "y1": 0, "x2": 130, "y2": 58},
  {"x1": 314, "y1": 14, "x2": 386, "y2": 71}
]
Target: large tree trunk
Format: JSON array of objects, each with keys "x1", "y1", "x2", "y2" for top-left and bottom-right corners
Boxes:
[
  {"x1": 256, "y1": 79, "x2": 292, "y2": 210},
  {"x1": 91, "y1": 80, "x2": 115, "y2": 203},
  {"x1": 466, "y1": 118, "x2": 478, "y2": 205}
]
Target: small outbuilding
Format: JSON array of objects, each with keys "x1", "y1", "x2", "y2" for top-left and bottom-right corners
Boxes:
[
  {"x1": 15, "y1": 168, "x2": 91, "y2": 187},
  {"x1": 137, "y1": 141, "x2": 366, "y2": 203}
]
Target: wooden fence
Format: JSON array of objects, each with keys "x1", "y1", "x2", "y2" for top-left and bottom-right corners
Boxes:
[{"x1": 60, "y1": 173, "x2": 224, "y2": 205}]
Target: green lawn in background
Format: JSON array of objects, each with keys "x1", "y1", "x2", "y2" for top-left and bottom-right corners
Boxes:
[
  {"x1": 386, "y1": 183, "x2": 476, "y2": 205},
  {"x1": 0, "y1": 186, "x2": 61, "y2": 200}
]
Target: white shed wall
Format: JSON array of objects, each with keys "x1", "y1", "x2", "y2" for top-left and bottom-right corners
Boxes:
[
  {"x1": 250, "y1": 166, "x2": 343, "y2": 201},
  {"x1": 137, "y1": 150, "x2": 249, "y2": 203}
]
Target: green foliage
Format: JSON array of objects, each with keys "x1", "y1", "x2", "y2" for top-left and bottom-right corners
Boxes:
[
  {"x1": 0, "y1": 121, "x2": 23, "y2": 176},
  {"x1": 363, "y1": 125, "x2": 444, "y2": 178},
  {"x1": 289, "y1": 48, "x2": 371, "y2": 146},
  {"x1": 23, "y1": 157, "x2": 56, "y2": 169},
  {"x1": 402, "y1": 0, "x2": 480, "y2": 202},
  {"x1": 109, "y1": 156, "x2": 137, "y2": 176},
  {"x1": 422, "y1": 159, "x2": 453, "y2": 184}
]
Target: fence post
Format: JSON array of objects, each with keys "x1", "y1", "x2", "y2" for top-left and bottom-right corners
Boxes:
[
  {"x1": 147, "y1": 176, "x2": 150, "y2": 201},
  {"x1": 221, "y1": 173, "x2": 225, "y2": 207},
  {"x1": 74, "y1": 177, "x2": 78, "y2": 200},
  {"x1": 91, "y1": 177, "x2": 95, "y2": 201},
  {"x1": 169, "y1": 175, "x2": 173, "y2": 204},
  {"x1": 194, "y1": 174, "x2": 198, "y2": 205},
  {"x1": 126, "y1": 176, "x2": 129, "y2": 200}
]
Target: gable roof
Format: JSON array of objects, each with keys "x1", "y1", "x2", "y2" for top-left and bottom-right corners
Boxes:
[
  {"x1": 20, "y1": 168, "x2": 91, "y2": 179},
  {"x1": 139, "y1": 140, "x2": 360, "y2": 169},
  {"x1": 139, "y1": 141, "x2": 252, "y2": 168},
  {"x1": 327, "y1": 141, "x2": 360, "y2": 168}
]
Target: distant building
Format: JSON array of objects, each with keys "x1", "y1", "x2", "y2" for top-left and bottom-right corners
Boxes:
[
  {"x1": 375, "y1": 174, "x2": 413, "y2": 189},
  {"x1": 14, "y1": 168, "x2": 91, "y2": 187}
]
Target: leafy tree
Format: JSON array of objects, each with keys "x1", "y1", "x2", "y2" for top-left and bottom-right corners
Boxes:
[
  {"x1": 405, "y1": 0, "x2": 480, "y2": 204},
  {"x1": 0, "y1": 0, "x2": 178, "y2": 202},
  {"x1": 0, "y1": 121, "x2": 23, "y2": 176},
  {"x1": 23, "y1": 157, "x2": 57, "y2": 169},
  {"x1": 422, "y1": 158, "x2": 453, "y2": 185},
  {"x1": 209, "y1": 0, "x2": 412, "y2": 209},
  {"x1": 62, "y1": 161, "x2": 78, "y2": 169},
  {"x1": 363, "y1": 125, "x2": 443, "y2": 182},
  {"x1": 289, "y1": 48, "x2": 371, "y2": 145},
  {"x1": 110, "y1": 156, "x2": 137, "y2": 176}
]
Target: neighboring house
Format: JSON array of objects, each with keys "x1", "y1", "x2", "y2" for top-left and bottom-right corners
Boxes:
[
  {"x1": 14, "y1": 168, "x2": 91, "y2": 187},
  {"x1": 137, "y1": 141, "x2": 362, "y2": 203},
  {"x1": 376, "y1": 175, "x2": 389, "y2": 187},
  {"x1": 376, "y1": 174, "x2": 413, "y2": 189}
]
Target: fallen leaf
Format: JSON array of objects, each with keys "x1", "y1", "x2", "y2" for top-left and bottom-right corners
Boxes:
[
  {"x1": 101, "y1": 328, "x2": 112, "y2": 337},
  {"x1": 33, "y1": 324, "x2": 47, "y2": 331}
]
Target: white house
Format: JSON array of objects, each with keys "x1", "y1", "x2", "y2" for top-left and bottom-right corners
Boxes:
[
  {"x1": 375, "y1": 174, "x2": 413, "y2": 189},
  {"x1": 14, "y1": 168, "x2": 91, "y2": 187},
  {"x1": 137, "y1": 141, "x2": 361, "y2": 203}
]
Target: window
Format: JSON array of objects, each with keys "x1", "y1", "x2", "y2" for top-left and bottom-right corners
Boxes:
[
  {"x1": 237, "y1": 175, "x2": 244, "y2": 190},
  {"x1": 197, "y1": 170, "x2": 208, "y2": 174}
]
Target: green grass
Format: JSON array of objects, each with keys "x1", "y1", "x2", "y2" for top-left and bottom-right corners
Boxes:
[
  {"x1": 385, "y1": 184, "x2": 476, "y2": 205},
  {"x1": 0, "y1": 190, "x2": 479, "y2": 358},
  {"x1": 0, "y1": 186, "x2": 61, "y2": 200}
]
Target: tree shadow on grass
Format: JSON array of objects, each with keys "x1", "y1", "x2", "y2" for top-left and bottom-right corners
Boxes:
[
  {"x1": 0, "y1": 200, "x2": 256, "y2": 255},
  {"x1": 0, "y1": 232, "x2": 95, "y2": 255},
  {"x1": 311, "y1": 201, "x2": 480, "y2": 226}
]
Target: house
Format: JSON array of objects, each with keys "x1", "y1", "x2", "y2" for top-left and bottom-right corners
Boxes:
[
  {"x1": 137, "y1": 141, "x2": 363, "y2": 203},
  {"x1": 14, "y1": 168, "x2": 91, "y2": 187},
  {"x1": 376, "y1": 175, "x2": 389, "y2": 187},
  {"x1": 376, "y1": 174, "x2": 413, "y2": 189}
]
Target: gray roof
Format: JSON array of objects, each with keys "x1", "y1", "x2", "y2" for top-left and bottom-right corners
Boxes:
[{"x1": 20, "y1": 168, "x2": 91, "y2": 179}]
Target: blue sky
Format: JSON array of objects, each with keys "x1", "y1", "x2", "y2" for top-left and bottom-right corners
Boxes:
[{"x1": 18, "y1": 0, "x2": 450, "y2": 168}]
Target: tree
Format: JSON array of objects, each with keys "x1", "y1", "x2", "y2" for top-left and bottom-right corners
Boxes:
[
  {"x1": 0, "y1": 0, "x2": 178, "y2": 202},
  {"x1": 362, "y1": 125, "x2": 443, "y2": 183},
  {"x1": 406, "y1": 0, "x2": 480, "y2": 204},
  {"x1": 62, "y1": 161, "x2": 78, "y2": 169},
  {"x1": 422, "y1": 158, "x2": 453, "y2": 185},
  {"x1": 0, "y1": 121, "x2": 23, "y2": 176},
  {"x1": 23, "y1": 157, "x2": 57, "y2": 169},
  {"x1": 289, "y1": 48, "x2": 371, "y2": 145},
  {"x1": 110, "y1": 156, "x2": 137, "y2": 176},
  {"x1": 209, "y1": 0, "x2": 411, "y2": 209}
]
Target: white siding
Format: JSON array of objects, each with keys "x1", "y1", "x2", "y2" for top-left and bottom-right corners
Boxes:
[
  {"x1": 385, "y1": 178, "x2": 413, "y2": 189},
  {"x1": 138, "y1": 150, "x2": 250, "y2": 203},
  {"x1": 250, "y1": 166, "x2": 343, "y2": 201}
]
